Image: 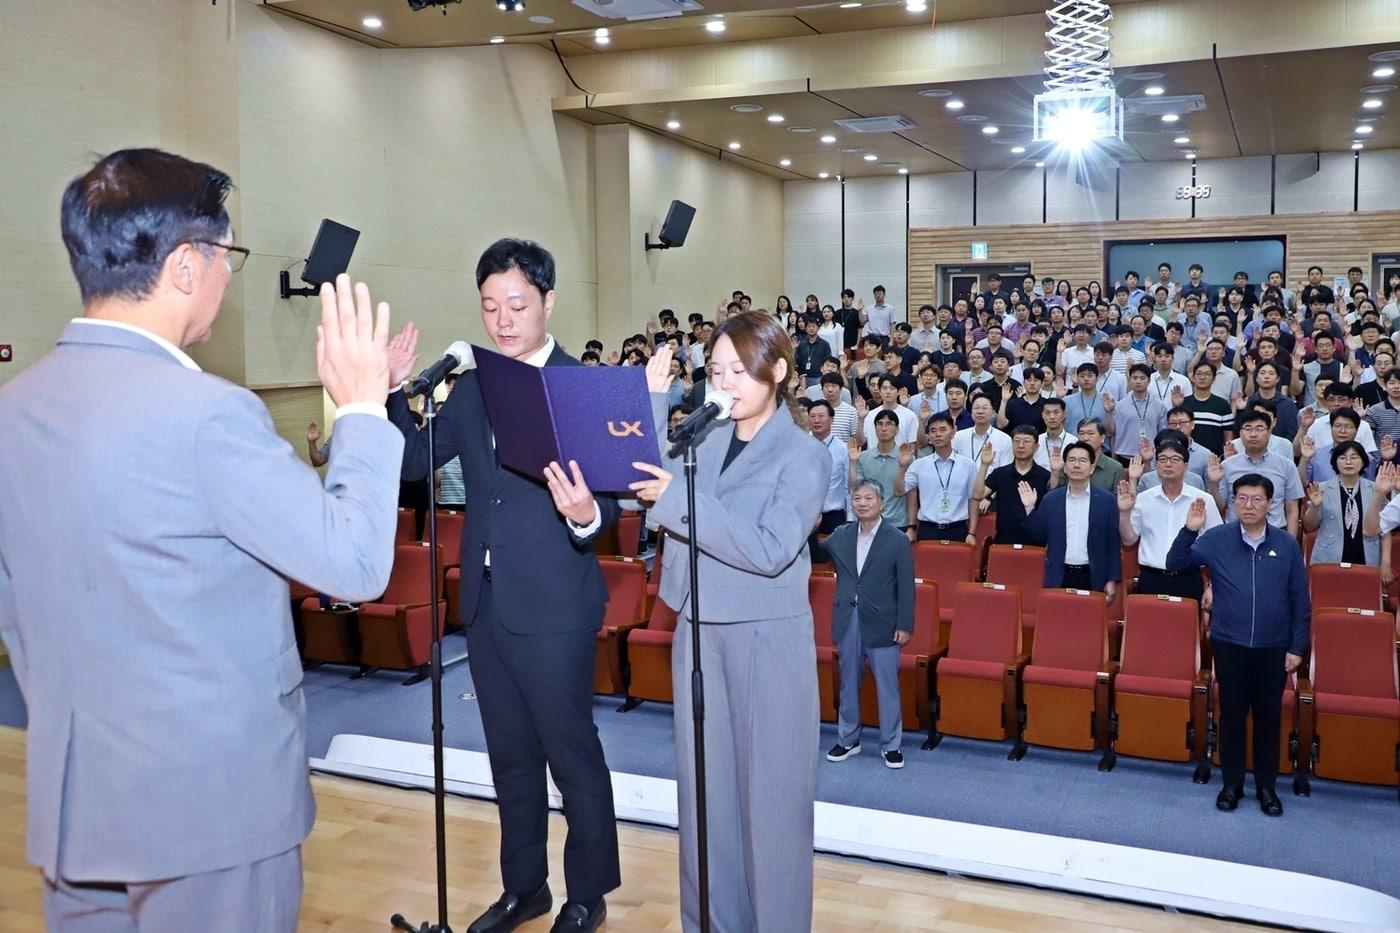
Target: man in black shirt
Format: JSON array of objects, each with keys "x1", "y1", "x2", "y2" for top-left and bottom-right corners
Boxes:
[
  {"x1": 1178, "y1": 263, "x2": 1211, "y2": 304},
  {"x1": 1000, "y1": 366, "x2": 1048, "y2": 433},
  {"x1": 889, "y1": 323, "x2": 924, "y2": 373},
  {"x1": 836, "y1": 288, "x2": 862, "y2": 351},
  {"x1": 979, "y1": 273, "x2": 1010, "y2": 309},
  {"x1": 973, "y1": 425, "x2": 1052, "y2": 544},
  {"x1": 795, "y1": 314, "x2": 834, "y2": 385},
  {"x1": 881, "y1": 348, "x2": 918, "y2": 397},
  {"x1": 929, "y1": 329, "x2": 967, "y2": 372}
]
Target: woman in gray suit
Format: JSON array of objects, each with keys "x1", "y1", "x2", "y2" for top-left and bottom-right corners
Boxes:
[
  {"x1": 1303, "y1": 440, "x2": 1381, "y2": 568},
  {"x1": 632, "y1": 312, "x2": 829, "y2": 931}
]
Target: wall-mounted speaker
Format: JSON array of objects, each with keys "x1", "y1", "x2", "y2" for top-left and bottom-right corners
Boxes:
[{"x1": 645, "y1": 200, "x2": 697, "y2": 251}]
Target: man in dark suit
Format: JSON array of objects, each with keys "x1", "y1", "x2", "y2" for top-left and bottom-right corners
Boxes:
[
  {"x1": 385, "y1": 239, "x2": 618, "y2": 933},
  {"x1": 823, "y1": 480, "x2": 916, "y2": 769},
  {"x1": 1020, "y1": 440, "x2": 1122, "y2": 602}
]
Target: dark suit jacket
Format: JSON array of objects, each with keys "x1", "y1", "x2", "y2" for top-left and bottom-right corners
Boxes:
[
  {"x1": 388, "y1": 342, "x2": 619, "y2": 634},
  {"x1": 825, "y1": 520, "x2": 915, "y2": 647},
  {"x1": 1023, "y1": 484, "x2": 1122, "y2": 591},
  {"x1": 794, "y1": 335, "x2": 833, "y2": 379}
]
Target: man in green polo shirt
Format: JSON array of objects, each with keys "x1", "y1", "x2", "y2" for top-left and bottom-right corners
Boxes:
[{"x1": 849, "y1": 410, "x2": 913, "y2": 539}]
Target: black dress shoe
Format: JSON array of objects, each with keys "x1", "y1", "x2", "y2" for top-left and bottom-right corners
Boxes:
[
  {"x1": 467, "y1": 883, "x2": 552, "y2": 933},
  {"x1": 1215, "y1": 785, "x2": 1244, "y2": 812},
  {"x1": 550, "y1": 898, "x2": 606, "y2": 932},
  {"x1": 1256, "y1": 786, "x2": 1284, "y2": 817}
]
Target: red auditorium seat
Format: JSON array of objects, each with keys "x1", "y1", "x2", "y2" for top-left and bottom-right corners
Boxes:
[
  {"x1": 356, "y1": 543, "x2": 447, "y2": 685},
  {"x1": 1309, "y1": 563, "x2": 1383, "y2": 613},
  {"x1": 616, "y1": 511, "x2": 642, "y2": 559},
  {"x1": 857, "y1": 579, "x2": 941, "y2": 731},
  {"x1": 644, "y1": 537, "x2": 665, "y2": 618},
  {"x1": 1107, "y1": 543, "x2": 1140, "y2": 642},
  {"x1": 925, "y1": 582, "x2": 1027, "y2": 751},
  {"x1": 1109, "y1": 595, "x2": 1211, "y2": 781},
  {"x1": 1299, "y1": 609, "x2": 1400, "y2": 797},
  {"x1": 912, "y1": 541, "x2": 978, "y2": 642},
  {"x1": 985, "y1": 543, "x2": 1048, "y2": 639},
  {"x1": 1210, "y1": 672, "x2": 1298, "y2": 779},
  {"x1": 973, "y1": 511, "x2": 996, "y2": 577},
  {"x1": 434, "y1": 510, "x2": 465, "y2": 627},
  {"x1": 1303, "y1": 530, "x2": 1317, "y2": 564},
  {"x1": 624, "y1": 599, "x2": 679, "y2": 707},
  {"x1": 1015, "y1": 589, "x2": 1114, "y2": 768},
  {"x1": 810, "y1": 572, "x2": 841, "y2": 723},
  {"x1": 593, "y1": 556, "x2": 649, "y2": 697},
  {"x1": 395, "y1": 507, "x2": 418, "y2": 543}
]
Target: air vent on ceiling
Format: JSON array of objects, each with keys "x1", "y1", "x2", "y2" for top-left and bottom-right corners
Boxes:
[
  {"x1": 1125, "y1": 94, "x2": 1207, "y2": 116},
  {"x1": 571, "y1": 0, "x2": 701, "y2": 21},
  {"x1": 833, "y1": 115, "x2": 916, "y2": 133}
]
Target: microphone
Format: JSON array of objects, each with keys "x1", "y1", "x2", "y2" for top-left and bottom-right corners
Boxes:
[
  {"x1": 667, "y1": 388, "x2": 733, "y2": 457},
  {"x1": 405, "y1": 341, "x2": 472, "y2": 398}
]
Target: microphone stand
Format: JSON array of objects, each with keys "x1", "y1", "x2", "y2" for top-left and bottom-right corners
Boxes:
[
  {"x1": 669, "y1": 431, "x2": 712, "y2": 933},
  {"x1": 392, "y1": 391, "x2": 453, "y2": 933}
]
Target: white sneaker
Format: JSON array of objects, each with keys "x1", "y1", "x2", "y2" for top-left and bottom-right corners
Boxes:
[{"x1": 826, "y1": 742, "x2": 860, "y2": 762}]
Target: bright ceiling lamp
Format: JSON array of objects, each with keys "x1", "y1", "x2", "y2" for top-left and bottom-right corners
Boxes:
[{"x1": 1033, "y1": 1, "x2": 1122, "y2": 152}]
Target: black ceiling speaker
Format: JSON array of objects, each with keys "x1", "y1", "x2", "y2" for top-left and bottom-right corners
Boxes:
[{"x1": 644, "y1": 200, "x2": 696, "y2": 251}]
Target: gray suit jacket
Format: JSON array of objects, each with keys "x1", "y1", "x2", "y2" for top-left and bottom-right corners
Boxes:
[
  {"x1": 650, "y1": 393, "x2": 828, "y2": 622},
  {"x1": 824, "y1": 519, "x2": 915, "y2": 647},
  {"x1": 1310, "y1": 477, "x2": 1379, "y2": 565},
  {"x1": 0, "y1": 321, "x2": 403, "y2": 882}
]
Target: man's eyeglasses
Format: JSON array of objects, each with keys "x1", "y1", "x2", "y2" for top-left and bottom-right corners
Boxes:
[
  {"x1": 189, "y1": 239, "x2": 250, "y2": 274},
  {"x1": 1155, "y1": 455, "x2": 1186, "y2": 465},
  {"x1": 1234, "y1": 493, "x2": 1269, "y2": 506}
]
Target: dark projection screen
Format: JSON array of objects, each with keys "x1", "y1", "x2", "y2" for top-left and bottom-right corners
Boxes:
[{"x1": 1105, "y1": 237, "x2": 1287, "y2": 293}]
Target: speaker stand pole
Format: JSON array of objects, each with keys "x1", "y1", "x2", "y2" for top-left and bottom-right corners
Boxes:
[
  {"x1": 679, "y1": 437, "x2": 712, "y2": 933},
  {"x1": 391, "y1": 392, "x2": 453, "y2": 933}
]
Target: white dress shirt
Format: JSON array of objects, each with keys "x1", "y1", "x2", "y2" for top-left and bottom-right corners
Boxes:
[
  {"x1": 863, "y1": 404, "x2": 920, "y2": 446},
  {"x1": 1063, "y1": 484, "x2": 1092, "y2": 564},
  {"x1": 1306, "y1": 413, "x2": 1377, "y2": 452},
  {"x1": 953, "y1": 425, "x2": 1013, "y2": 469},
  {"x1": 864, "y1": 302, "x2": 897, "y2": 337},
  {"x1": 905, "y1": 451, "x2": 977, "y2": 523},
  {"x1": 819, "y1": 433, "x2": 849, "y2": 512},
  {"x1": 1130, "y1": 483, "x2": 1222, "y2": 569},
  {"x1": 1033, "y1": 429, "x2": 1077, "y2": 469},
  {"x1": 1147, "y1": 370, "x2": 1192, "y2": 405},
  {"x1": 855, "y1": 520, "x2": 881, "y2": 574}
]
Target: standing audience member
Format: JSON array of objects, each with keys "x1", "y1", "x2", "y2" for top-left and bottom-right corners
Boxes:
[
  {"x1": 974, "y1": 426, "x2": 1051, "y2": 544},
  {"x1": 1119, "y1": 436, "x2": 1221, "y2": 601},
  {"x1": 1303, "y1": 441, "x2": 1379, "y2": 566},
  {"x1": 851, "y1": 414, "x2": 912, "y2": 539},
  {"x1": 954, "y1": 395, "x2": 1013, "y2": 468},
  {"x1": 808, "y1": 400, "x2": 851, "y2": 561},
  {"x1": 1215, "y1": 410, "x2": 1303, "y2": 534},
  {"x1": 899, "y1": 414, "x2": 978, "y2": 543},
  {"x1": 1020, "y1": 441, "x2": 1122, "y2": 600}
]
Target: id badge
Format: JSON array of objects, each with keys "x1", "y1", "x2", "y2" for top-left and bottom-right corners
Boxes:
[{"x1": 941, "y1": 498, "x2": 951, "y2": 510}]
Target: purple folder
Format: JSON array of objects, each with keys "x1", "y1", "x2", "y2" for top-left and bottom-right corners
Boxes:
[{"x1": 473, "y1": 345, "x2": 660, "y2": 492}]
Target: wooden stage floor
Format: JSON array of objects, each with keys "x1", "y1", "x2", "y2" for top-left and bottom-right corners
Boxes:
[{"x1": 0, "y1": 726, "x2": 1265, "y2": 931}]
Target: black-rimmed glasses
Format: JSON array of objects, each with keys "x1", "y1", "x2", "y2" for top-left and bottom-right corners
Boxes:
[{"x1": 189, "y1": 239, "x2": 250, "y2": 273}]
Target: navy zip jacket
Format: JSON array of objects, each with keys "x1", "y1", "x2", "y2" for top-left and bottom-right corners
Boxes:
[{"x1": 1165, "y1": 521, "x2": 1310, "y2": 656}]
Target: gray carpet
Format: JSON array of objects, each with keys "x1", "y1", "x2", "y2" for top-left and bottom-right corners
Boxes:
[{"x1": 2, "y1": 649, "x2": 1398, "y2": 898}]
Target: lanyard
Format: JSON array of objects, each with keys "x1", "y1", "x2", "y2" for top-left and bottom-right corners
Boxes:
[
  {"x1": 1131, "y1": 396, "x2": 1150, "y2": 426},
  {"x1": 1153, "y1": 374, "x2": 1173, "y2": 400},
  {"x1": 967, "y1": 431, "x2": 990, "y2": 462},
  {"x1": 933, "y1": 457, "x2": 955, "y2": 495}
]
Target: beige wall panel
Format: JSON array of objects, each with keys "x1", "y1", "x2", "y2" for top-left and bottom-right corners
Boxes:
[{"x1": 254, "y1": 385, "x2": 326, "y2": 467}]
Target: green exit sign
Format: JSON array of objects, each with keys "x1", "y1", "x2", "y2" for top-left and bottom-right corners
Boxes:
[{"x1": 971, "y1": 242, "x2": 989, "y2": 260}]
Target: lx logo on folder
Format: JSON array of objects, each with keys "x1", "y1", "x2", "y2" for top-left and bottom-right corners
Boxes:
[{"x1": 607, "y1": 421, "x2": 643, "y2": 438}]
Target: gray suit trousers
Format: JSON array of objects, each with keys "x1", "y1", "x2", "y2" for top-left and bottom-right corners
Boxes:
[
  {"x1": 43, "y1": 846, "x2": 301, "y2": 932},
  {"x1": 672, "y1": 613, "x2": 818, "y2": 932},
  {"x1": 835, "y1": 608, "x2": 903, "y2": 753}
]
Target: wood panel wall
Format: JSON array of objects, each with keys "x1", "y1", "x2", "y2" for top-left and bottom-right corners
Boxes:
[{"x1": 907, "y1": 211, "x2": 1400, "y2": 307}]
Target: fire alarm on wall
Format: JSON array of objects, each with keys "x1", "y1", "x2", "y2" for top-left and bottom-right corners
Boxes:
[{"x1": 0, "y1": 345, "x2": 12, "y2": 363}]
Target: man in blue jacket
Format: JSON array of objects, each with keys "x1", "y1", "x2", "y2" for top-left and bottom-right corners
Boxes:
[
  {"x1": 1019, "y1": 441, "x2": 1122, "y2": 604},
  {"x1": 1166, "y1": 473, "x2": 1310, "y2": 817}
]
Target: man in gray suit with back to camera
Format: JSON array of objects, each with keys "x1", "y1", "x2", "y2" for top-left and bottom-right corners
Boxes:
[{"x1": 0, "y1": 149, "x2": 403, "y2": 931}]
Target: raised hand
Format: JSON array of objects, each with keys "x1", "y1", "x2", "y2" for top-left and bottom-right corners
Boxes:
[
  {"x1": 897, "y1": 442, "x2": 916, "y2": 468},
  {"x1": 386, "y1": 321, "x2": 421, "y2": 388},
  {"x1": 1243, "y1": 354, "x2": 1257, "y2": 373},
  {"x1": 645, "y1": 343, "x2": 676, "y2": 394},
  {"x1": 1049, "y1": 446, "x2": 1064, "y2": 474},
  {"x1": 899, "y1": 387, "x2": 911, "y2": 405},
  {"x1": 855, "y1": 396, "x2": 869, "y2": 418},
  {"x1": 1127, "y1": 454, "x2": 1145, "y2": 484},
  {"x1": 316, "y1": 274, "x2": 392, "y2": 409},
  {"x1": 980, "y1": 438, "x2": 996, "y2": 468},
  {"x1": 1306, "y1": 482, "x2": 1324, "y2": 510},
  {"x1": 1231, "y1": 390, "x2": 1246, "y2": 412},
  {"x1": 306, "y1": 421, "x2": 321, "y2": 444},
  {"x1": 1377, "y1": 461, "x2": 1398, "y2": 497},
  {"x1": 1137, "y1": 436, "x2": 1153, "y2": 464},
  {"x1": 1300, "y1": 406, "x2": 1316, "y2": 431},
  {"x1": 1117, "y1": 478, "x2": 1136, "y2": 512},
  {"x1": 1101, "y1": 392, "x2": 1115, "y2": 413},
  {"x1": 1184, "y1": 497, "x2": 1207, "y2": 531},
  {"x1": 1383, "y1": 434, "x2": 1397, "y2": 462},
  {"x1": 1300, "y1": 435, "x2": 1316, "y2": 461},
  {"x1": 1171, "y1": 385, "x2": 1185, "y2": 407},
  {"x1": 1017, "y1": 480, "x2": 1038, "y2": 511},
  {"x1": 848, "y1": 435, "x2": 863, "y2": 463},
  {"x1": 1207, "y1": 453, "x2": 1224, "y2": 484},
  {"x1": 608, "y1": 350, "x2": 621, "y2": 366},
  {"x1": 920, "y1": 399, "x2": 932, "y2": 419},
  {"x1": 645, "y1": 321, "x2": 658, "y2": 336}
]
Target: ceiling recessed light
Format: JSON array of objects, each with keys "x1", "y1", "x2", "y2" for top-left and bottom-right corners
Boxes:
[
  {"x1": 1353, "y1": 141, "x2": 1366, "y2": 150},
  {"x1": 767, "y1": 114, "x2": 784, "y2": 123},
  {"x1": 1144, "y1": 86, "x2": 1165, "y2": 96},
  {"x1": 838, "y1": 146, "x2": 860, "y2": 153},
  {"x1": 898, "y1": 167, "x2": 909, "y2": 174},
  {"x1": 1173, "y1": 136, "x2": 1190, "y2": 144},
  {"x1": 489, "y1": 36, "x2": 505, "y2": 44},
  {"x1": 1363, "y1": 84, "x2": 1397, "y2": 94},
  {"x1": 1034, "y1": 161, "x2": 1045, "y2": 168},
  {"x1": 1185, "y1": 151, "x2": 1197, "y2": 160},
  {"x1": 1364, "y1": 98, "x2": 1384, "y2": 109},
  {"x1": 730, "y1": 103, "x2": 763, "y2": 113},
  {"x1": 982, "y1": 125, "x2": 999, "y2": 135},
  {"x1": 1375, "y1": 66, "x2": 1397, "y2": 78},
  {"x1": 863, "y1": 153, "x2": 879, "y2": 161},
  {"x1": 595, "y1": 36, "x2": 610, "y2": 45},
  {"x1": 529, "y1": 15, "x2": 553, "y2": 24},
  {"x1": 1368, "y1": 50, "x2": 1400, "y2": 62},
  {"x1": 666, "y1": 120, "x2": 680, "y2": 130},
  {"x1": 595, "y1": 28, "x2": 609, "y2": 38},
  {"x1": 1357, "y1": 125, "x2": 1375, "y2": 134},
  {"x1": 780, "y1": 158, "x2": 792, "y2": 167},
  {"x1": 820, "y1": 134, "x2": 837, "y2": 144},
  {"x1": 1126, "y1": 70, "x2": 1164, "y2": 80},
  {"x1": 787, "y1": 125, "x2": 816, "y2": 133},
  {"x1": 728, "y1": 141, "x2": 741, "y2": 150},
  {"x1": 818, "y1": 172, "x2": 830, "y2": 179},
  {"x1": 1010, "y1": 146, "x2": 1026, "y2": 154},
  {"x1": 362, "y1": 16, "x2": 382, "y2": 28},
  {"x1": 705, "y1": 18, "x2": 726, "y2": 33},
  {"x1": 957, "y1": 114, "x2": 988, "y2": 123},
  {"x1": 907, "y1": 1, "x2": 928, "y2": 11},
  {"x1": 946, "y1": 99, "x2": 965, "y2": 110},
  {"x1": 918, "y1": 88, "x2": 953, "y2": 98},
  {"x1": 840, "y1": 1, "x2": 862, "y2": 7},
  {"x1": 1161, "y1": 113, "x2": 1180, "y2": 123}
]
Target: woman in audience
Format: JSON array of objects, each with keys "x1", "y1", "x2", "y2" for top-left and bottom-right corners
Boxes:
[
  {"x1": 774, "y1": 294, "x2": 795, "y2": 331},
  {"x1": 632, "y1": 314, "x2": 828, "y2": 932},
  {"x1": 1050, "y1": 279, "x2": 1072, "y2": 309},
  {"x1": 818, "y1": 303, "x2": 844, "y2": 360},
  {"x1": 1088, "y1": 280, "x2": 1103, "y2": 304},
  {"x1": 1303, "y1": 440, "x2": 1380, "y2": 566}
]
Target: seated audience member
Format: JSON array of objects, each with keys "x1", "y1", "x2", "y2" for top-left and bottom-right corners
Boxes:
[
  {"x1": 1063, "y1": 363, "x2": 1110, "y2": 434},
  {"x1": 998, "y1": 366, "x2": 1048, "y2": 433},
  {"x1": 1034, "y1": 397, "x2": 1076, "y2": 471},
  {"x1": 1303, "y1": 440, "x2": 1380, "y2": 567},
  {"x1": 1020, "y1": 441, "x2": 1122, "y2": 600},
  {"x1": 856, "y1": 376, "x2": 919, "y2": 447},
  {"x1": 1119, "y1": 435, "x2": 1221, "y2": 600},
  {"x1": 824, "y1": 479, "x2": 915, "y2": 770},
  {"x1": 954, "y1": 394, "x2": 1013, "y2": 469},
  {"x1": 851, "y1": 412, "x2": 912, "y2": 538},
  {"x1": 974, "y1": 425, "x2": 1051, "y2": 544},
  {"x1": 898, "y1": 413, "x2": 978, "y2": 543},
  {"x1": 1216, "y1": 409, "x2": 1304, "y2": 533},
  {"x1": 1109, "y1": 364, "x2": 1168, "y2": 464}
]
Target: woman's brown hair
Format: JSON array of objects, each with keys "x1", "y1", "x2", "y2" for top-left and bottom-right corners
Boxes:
[{"x1": 706, "y1": 310, "x2": 798, "y2": 414}]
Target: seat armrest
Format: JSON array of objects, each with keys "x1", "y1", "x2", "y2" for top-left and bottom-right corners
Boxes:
[
  {"x1": 604, "y1": 618, "x2": 649, "y2": 637},
  {"x1": 1295, "y1": 676, "x2": 1314, "y2": 702}
]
